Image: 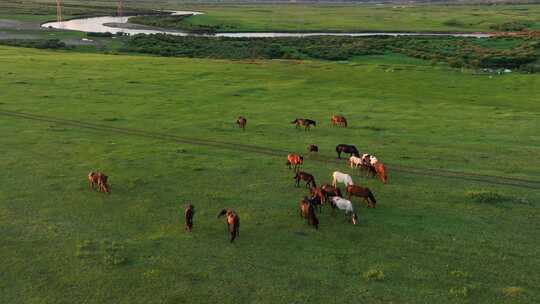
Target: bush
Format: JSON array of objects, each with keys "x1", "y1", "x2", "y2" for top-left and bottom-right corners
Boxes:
[{"x1": 87, "y1": 32, "x2": 113, "y2": 38}]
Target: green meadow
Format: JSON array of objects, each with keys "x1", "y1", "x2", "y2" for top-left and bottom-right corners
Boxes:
[
  {"x1": 132, "y1": 4, "x2": 540, "y2": 33},
  {"x1": 1, "y1": 46, "x2": 539, "y2": 303}
]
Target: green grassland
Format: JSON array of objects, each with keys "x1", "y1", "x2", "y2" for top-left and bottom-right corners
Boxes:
[
  {"x1": 130, "y1": 4, "x2": 540, "y2": 33},
  {"x1": 1, "y1": 46, "x2": 540, "y2": 303},
  {"x1": 2, "y1": 1, "x2": 540, "y2": 33}
]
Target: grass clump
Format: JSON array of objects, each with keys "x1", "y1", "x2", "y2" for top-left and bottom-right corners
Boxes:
[
  {"x1": 502, "y1": 286, "x2": 524, "y2": 297},
  {"x1": 466, "y1": 190, "x2": 529, "y2": 205},
  {"x1": 449, "y1": 286, "x2": 470, "y2": 298},
  {"x1": 363, "y1": 269, "x2": 385, "y2": 282}
]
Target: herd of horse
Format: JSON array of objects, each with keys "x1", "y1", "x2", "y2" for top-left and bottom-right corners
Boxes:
[{"x1": 87, "y1": 114, "x2": 387, "y2": 242}]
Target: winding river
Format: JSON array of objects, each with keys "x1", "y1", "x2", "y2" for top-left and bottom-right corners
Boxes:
[{"x1": 41, "y1": 11, "x2": 492, "y2": 38}]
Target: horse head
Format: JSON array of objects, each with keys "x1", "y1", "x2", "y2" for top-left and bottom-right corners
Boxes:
[{"x1": 217, "y1": 209, "x2": 228, "y2": 218}]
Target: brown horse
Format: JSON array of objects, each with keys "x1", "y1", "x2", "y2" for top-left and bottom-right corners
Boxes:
[
  {"x1": 291, "y1": 118, "x2": 316, "y2": 131},
  {"x1": 286, "y1": 153, "x2": 304, "y2": 171},
  {"x1": 184, "y1": 204, "x2": 194, "y2": 232},
  {"x1": 236, "y1": 116, "x2": 247, "y2": 131},
  {"x1": 299, "y1": 196, "x2": 319, "y2": 229},
  {"x1": 373, "y1": 162, "x2": 388, "y2": 184},
  {"x1": 331, "y1": 115, "x2": 348, "y2": 127},
  {"x1": 308, "y1": 144, "x2": 319, "y2": 153},
  {"x1": 321, "y1": 184, "x2": 342, "y2": 204},
  {"x1": 346, "y1": 185, "x2": 377, "y2": 208},
  {"x1": 294, "y1": 171, "x2": 316, "y2": 188},
  {"x1": 88, "y1": 171, "x2": 110, "y2": 193},
  {"x1": 217, "y1": 209, "x2": 240, "y2": 243},
  {"x1": 310, "y1": 186, "x2": 326, "y2": 204}
]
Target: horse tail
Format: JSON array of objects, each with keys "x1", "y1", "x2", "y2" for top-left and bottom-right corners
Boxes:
[
  {"x1": 368, "y1": 190, "x2": 377, "y2": 207},
  {"x1": 311, "y1": 179, "x2": 317, "y2": 188}
]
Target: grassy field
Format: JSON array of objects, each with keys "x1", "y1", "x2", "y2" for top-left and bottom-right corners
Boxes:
[
  {"x1": 1, "y1": 46, "x2": 540, "y2": 303},
  {"x1": 131, "y1": 4, "x2": 540, "y2": 33},
  {"x1": 2, "y1": 1, "x2": 540, "y2": 33}
]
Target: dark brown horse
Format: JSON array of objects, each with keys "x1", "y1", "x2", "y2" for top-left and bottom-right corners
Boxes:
[
  {"x1": 286, "y1": 153, "x2": 304, "y2": 171},
  {"x1": 331, "y1": 115, "x2": 348, "y2": 127},
  {"x1": 217, "y1": 209, "x2": 240, "y2": 243},
  {"x1": 336, "y1": 144, "x2": 359, "y2": 159},
  {"x1": 308, "y1": 144, "x2": 319, "y2": 153},
  {"x1": 236, "y1": 116, "x2": 247, "y2": 131},
  {"x1": 299, "y1": 196, "x2": 319, "y2": 229},
  {"x1": 184, "y1": 204, "x2": 194, "y2": 232},
  {"x1": 291, "y1": 118, "x2": 316, "y2": 131},
  {"x1": 88, "y1": 171, "x2": 110, "y2": 193},
  {"x1": 294, "y1": 171, "x2": 316, "y2": 188},
  {"x1": 346, "y1": 185, "x2": 377, "y2": 208}
]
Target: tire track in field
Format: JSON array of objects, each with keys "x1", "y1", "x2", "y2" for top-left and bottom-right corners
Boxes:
[{"x1": 2, "y1": 109, "x2": 539, "y2": 190}]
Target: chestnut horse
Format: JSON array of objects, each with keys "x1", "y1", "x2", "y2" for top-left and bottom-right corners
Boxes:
[
  {"x1": 336, "y1": 144, "x2": 359, "y2": 159},
  {"x1": 294, "y1": 171, "x2": 316, "y2": 188},
  {"x1": 373, "y1": 162, "x2": 388, "y2": 184},
  {"x1": 184, "y1": 204, "x2": 194, "y2": 232},
  {"x1": 331, "y1": 115, "x2": 348, "y2": 127},
  {"x1": 286, "y1": 153, "x2": 304, "y2": 171},
  {"x1": 88, "y1": 171, "x2": 110, "y2": 193},
  {"x1": 217, "y1": 209, "x2": 240, "y2": 243},
  {"x1": 308, "y1": 144, "x2": 319, "y2": 153},
  {"x1": 346, "y1": 185, "x2": 377, "y2": 208},
  {"x1": 291, "y1": 118, "x2": 316, "y2": 131},
  {"x1": 321, "y1": 184, "x2": 342, "y2": 203},
  {"x1": 309, "y1": 186, "x2": 326, "y2": 212},
  {"x1": 299, "y1": 196, "x2": 319, "y2": 229},
  {"x1": 236, "y1": 116, "x2": 247, "y2": 131}
]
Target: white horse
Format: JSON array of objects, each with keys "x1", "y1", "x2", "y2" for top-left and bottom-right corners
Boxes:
[
  {"x1": 331, "y1": 196, "x2": 358, "y2": 225},
  {"x1": 349, "y1": 156, "x2": 363, "y2": 169},
  {"x1": 332, "y1": 171, "x2": 354, "y2": 187}
]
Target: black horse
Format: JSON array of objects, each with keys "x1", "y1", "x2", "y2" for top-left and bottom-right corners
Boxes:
[{"x1": 336, "y1": 144, "x2": 359, "y2": 159}]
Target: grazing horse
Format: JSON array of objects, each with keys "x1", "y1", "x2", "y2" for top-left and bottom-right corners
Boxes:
[
  {"x1": 321, "y1": 184, "x2": 342, "y2": 204},
  {"x1": 299, "y1": 196, "x2": 319, "y2": 229},
  {"x1": 348, "y1": 156, "x2": 363, "y2": 169},
  {"x1": 332, "y1": 171, "x2": 354, "y2": 188},
  {"x1": 309, "y1": 186, "x2": 326, "y2": 211},
  {"x1": 286, "y1": 153, "x2": 304, "y2": 171},
  {"x1": 361, "y1": 154, "x2": 378, "y2": 167},
  {"x1": 88, "y1": 171, "x2": 110, "y2": 193},
  {"x1": 346, "y1": 185, "x2": 377, "y2": 208},
  {"x1": 294, "y1": 171, "x2": 316, "y2": 188},
  {"x1": 217, "y1": 209, "x2": 240, "y2": 243},
  {"x1": 330, "y1": 196, "x2": 358, "y2": 225},
  {"x1": 373, "y1": 162, "x2": 388, "y2": 184},
  {"x1": 308, "y1": 144, "x2": 319, "y2": 153},
  {"x1": 291, "y1": 118, "x2": 316, "y2": 131},
  {"x1": 330, "y1": 115, "x2": 348, "y2": 127},
  {"x1": 236, "y1": 116, "x2": 247, "y2": 131},
  {"x1": 336, "y1": 144, "x2": 359, "y2": 159},
  {"x1": 184, "y1": 204, "x2": 194, "y2": 232}
]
